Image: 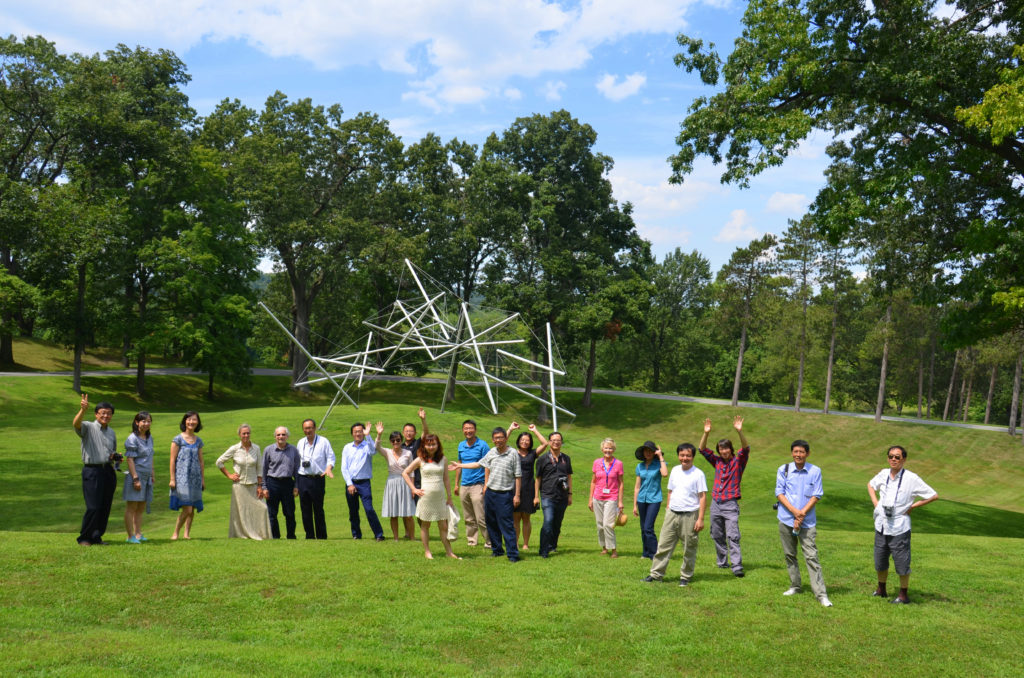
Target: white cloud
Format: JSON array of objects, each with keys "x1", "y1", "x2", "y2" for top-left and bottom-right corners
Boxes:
[
  {"x1": 765, "y1": 192, "x2": 808, "y2": 215},
  {"x1": 596, "y1": 72, "x2": 646, "y2": 101},
  {"x1": 504, "y1": 87, "x2": 522, "y2": 100},
  {"x1": 3, "y1": 0, "x2": 707, "y2": 109},
  {"x1": 543, "y1": 80, "x2": 567, "y2": 101},
  {"x1": 715, "y1": 210, "x2": 760, "y2": 242}
]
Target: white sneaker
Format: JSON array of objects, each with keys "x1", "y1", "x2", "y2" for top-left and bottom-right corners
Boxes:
[
  {"x1": 819, "y1": 596, "x2": 833, "y2": 607},
  {"x1": 782, "y1": 587, "x2": 802, "y2": 596}
]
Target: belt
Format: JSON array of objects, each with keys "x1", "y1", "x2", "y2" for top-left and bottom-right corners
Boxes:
[
  {"x1": 671, "y1": 508, "x2": 697, "y2": 515},
  {"x1": 83, "y1": 463, "x2": 111, "y2": 468},
  {"x1": 268, "y1": 476, "x2": 294, "y2": 481},
  {"x1": 488, "y1": 488, "x2": 513, "y2": 494}
]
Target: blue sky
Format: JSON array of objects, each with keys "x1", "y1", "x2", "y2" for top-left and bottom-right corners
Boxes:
[{"x1": 5, "y1": 0, "x2": 832, "y2": 271}]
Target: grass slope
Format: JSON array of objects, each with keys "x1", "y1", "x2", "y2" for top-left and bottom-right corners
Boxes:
[{"x1": 1, "y1": 374, "x2": 1022, "y2": 676}]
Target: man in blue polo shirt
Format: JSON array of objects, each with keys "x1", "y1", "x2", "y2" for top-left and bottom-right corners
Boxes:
[
  {"x1": 454, "y1": 419, "x2": 489, "y2": 547},
  {"x1": 775, "y1": 439, "x2": 831, "y2": 607}
]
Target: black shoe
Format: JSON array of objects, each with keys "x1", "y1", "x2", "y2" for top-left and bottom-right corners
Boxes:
[
  {"x1": 679, "y1": 578, "x2": 689, "y2": 587},
  {"x1": 642, "y1": 575, "x2": 661, "y2": 583},
  {"x1": 508, "y1": 557, "x2": 520, "y2": 563},
  {"x1": 891, "y1": 596, "x2": 911, "y2": 605},
  {"x1": 734, "y1": 571, "x2": 745, "y2": 578},
  {"x1": 872, "y1": 590, "x2": 887, "y2": 598}
]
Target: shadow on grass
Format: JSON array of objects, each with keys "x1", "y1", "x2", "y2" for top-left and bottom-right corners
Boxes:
[{"x1": 822, "y1": 489, "x2": 1024, "y2": 539}]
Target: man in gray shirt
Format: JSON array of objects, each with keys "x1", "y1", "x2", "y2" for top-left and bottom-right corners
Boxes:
[
  {"x1": 449, "y1": 426, "x2": 522, "y2": 561},
  {"x1": 262, "y1": 427, "x2": 300, "y2": 539},
  {"x1": 73, "y1": 393, "x2": 117, "y2": 546}
]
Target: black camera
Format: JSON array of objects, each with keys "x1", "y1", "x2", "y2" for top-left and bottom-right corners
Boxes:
[
  {"x1": 884, "y1": 505, "x2": 895, "y2": 518},
  {"x1": 772, "y1": 501, "x2": 780, "y2": 510},
  {"x1": 557, "y1": 476, "x2": 569, "y2": 491},
  {"x1": 111, "y1": 452, "x2": 124, "y2": 471},
  {"x1": 302, "y1": 461, "x2": 311, "y2": 468}
]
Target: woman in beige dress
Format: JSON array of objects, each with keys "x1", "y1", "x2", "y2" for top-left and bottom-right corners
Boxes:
[
  {"x1": 215, "y1": 423, "x2": 271, "y2": 539},
  {"x1": 403, "y1": 434, "x2": 459, "y2": 560}
]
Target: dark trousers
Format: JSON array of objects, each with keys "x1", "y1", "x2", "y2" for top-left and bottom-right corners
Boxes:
[
  {"x1": 297, "y1": 474, "x2": 327, "y2": 539},
  {"x1": 484, "y1": 489, "x2": 519, "y2": 560},
  {"x1": 266, "y1": 476, "x2": 296, "y2": 539},
  {"x1": 346, "y1": 478, "x2": 383, "y2": 539},
  {"x1": 539, "y1": 496, "x2": 568, "y2": 556},
  {"x1": 79, "y1": 464, "x2": 116, "y2": 544},
  {"x1": 637, "y1": 501, "x2": 661, "y2": 558}
]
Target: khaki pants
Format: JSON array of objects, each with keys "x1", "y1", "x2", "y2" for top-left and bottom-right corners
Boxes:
[
  {"x1": 780, "y1": 522, "x2": 827, "y2": 598},
  {"x1": 650, "y1": 509, "x2": 700, "y2": 581},
  {"x1": 459, "y1": 483, "x2": 485, "y2": 545},
  {"x1": 593, "y1": 498, "x2": 618, "y2": 550}
]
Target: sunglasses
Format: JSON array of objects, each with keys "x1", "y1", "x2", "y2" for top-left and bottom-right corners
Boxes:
[{"x1": 887, "y1": 454, "x2": 903, "y2": 460}]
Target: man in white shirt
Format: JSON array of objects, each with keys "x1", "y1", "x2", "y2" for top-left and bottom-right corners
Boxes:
[
  {"x1": 868, "y1": 445, "x2": 939, "y2": 604},
  {"x1": 296, "y1": 418, "x2": 335, "y2": 540},
  {"x1": 643, "y1": 443, "x2": 707, "y2": 587}
]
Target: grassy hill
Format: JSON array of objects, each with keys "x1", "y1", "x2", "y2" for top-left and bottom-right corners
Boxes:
[{"x1": 1, "y1": 373, "x2": 1021, "y2": 676}]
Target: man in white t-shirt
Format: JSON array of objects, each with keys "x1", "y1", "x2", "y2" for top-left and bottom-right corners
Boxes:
[
  {"x1": 868, "y1": 445, "x2": 939, "y2": 604},
  {"x1": 643, "y1": 443, "x2": 707, "y2": 586}
]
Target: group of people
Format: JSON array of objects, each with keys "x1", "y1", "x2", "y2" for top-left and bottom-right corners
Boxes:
[{"x1": 74, "y1": 396, "x2": 940, "y2": 603}]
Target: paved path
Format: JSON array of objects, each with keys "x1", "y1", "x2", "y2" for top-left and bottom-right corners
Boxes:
[{"x1": 1, "y1": 367, "x2": 1014, "y2": 434}]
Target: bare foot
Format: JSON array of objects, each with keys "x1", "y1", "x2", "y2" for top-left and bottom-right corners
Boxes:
[
  {"x1": 522, "y1": 544, "x2": 529, "y2": 550},
  {"x1": 600, "y1": 548, "x2": 608, "y2": 555},
  {"x1": 446, "y1": 553, "x2": 461, "y2": 560},
  {"x1": 424, "y1": 551, "x2": 434, "y2": 560},
  {"x1": 171, "y1": 534, "x2": 179, "y2": 541}
]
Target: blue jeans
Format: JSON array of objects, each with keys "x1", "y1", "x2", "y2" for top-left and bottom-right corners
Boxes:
[
  {"x1": 484, "y1": 489, "x2": 519, "y2": 560},
  {"x1": 637, "y1": 501, "x2": 661, "y2": 558},
  {"x1": 539, "y1": 496, "x2": 568, "y2": 556},
  {"x1": 346, "y1": 478, "x2": 384, "y2": 539}
]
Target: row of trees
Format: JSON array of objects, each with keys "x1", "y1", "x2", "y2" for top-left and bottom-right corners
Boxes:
[{"x1": 2, "y1": 9, "x2": 1022, "y2": 433}]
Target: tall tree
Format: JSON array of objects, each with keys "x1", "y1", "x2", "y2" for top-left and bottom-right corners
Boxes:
[
  {"x1": 202, "y1": 94, "x2": 404, "y2": 390},
  {"x1": 716, "y1": 234, "x2": 778, "y2": 406},
  {"x1": 778, "y1": 216, "x2": 821, "y2": 411},
  {"x1": 482, "y1": 110, "x2": 643, "y2": 418}
]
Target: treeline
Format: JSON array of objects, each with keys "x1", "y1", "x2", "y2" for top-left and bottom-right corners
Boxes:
[{"x1": 1, "y1": 30, "x2": 1022, "y2": 432}]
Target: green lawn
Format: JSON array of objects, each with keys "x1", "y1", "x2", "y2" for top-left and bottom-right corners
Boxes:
[{"x1": 1, "y1": 374, "x2": 1022, "y2": 676}]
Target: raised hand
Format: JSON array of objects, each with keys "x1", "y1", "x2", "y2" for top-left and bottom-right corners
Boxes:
[
  {"x1": 80, "y1": 393, "x2": 89, "y2": 411},
  {"x1": 418, "y1": 407, "x2": 426, "y2": 419},
  {"x1": 733, "y1": 415, "x2": 743, "y2": 431},
  {"x1": 703, "y1": 418, "x2": 712, "y2": 434},
  {"x1": 375, "y1": 421, "x2": 384, "y2": 435},
  {"x1": 508, "y1": 421, "x2": 520, "y2": 431},
  {"x1": 528, "y1": 423, "x2": 538, "y2": 432}
]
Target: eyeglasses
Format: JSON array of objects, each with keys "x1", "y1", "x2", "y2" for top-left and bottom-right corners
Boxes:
[{"x1": 887, "y1": 454, "x2": 903, "y2": 460}]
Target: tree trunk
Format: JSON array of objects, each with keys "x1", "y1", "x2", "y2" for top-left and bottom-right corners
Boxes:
[
  {"x1": 1010, "y1": 352, "x2": 1022, "y2": 436},
  {"x1": 916, "y1": 348, "x2": 925, "y2": 419},
  {"x1": 582, "y1": 337, "x2": 597, "y2": 408},
  {"x1": 984, "y1": 364, "x2": 997, "y2": 424},
  {"x1": 926, "y1": 335, "x2": 936, "y2": 419},
  {"x1": 731, "y1": 321, "x2": 748, "y2": 407},
  {"x1": 874, "y1": 304, "x2": 891, "y2": 423},
  {"x1": 824, "y1": 300, "x2": 838, "y2": 414},
  {"x1": 136, "y1": 352, "x2": 146, "y2": 396},
  {"x1": 72, "y1": 262, "x2": 87, "y2": 394},
  {"x1": 943, "y1": 349, "x2": 960, "y2": 421},
  {"x1": 291, "y1": 292, "x2": 312, "y2": 393},
  {"x1": 207, "y1": 370, "x2": 215, "y2": 399},
  {"x1": 962, "y1": 368, "x2": 973, "y2": 422},
  {"x1": 956, "y1": 369, "x2": 968, "y2": 419},
  {"x1": 121, "y1": 333, "x2": 131, "y2": 368},
  {"x1": 0, "y1": 329, "x2": 13, "y2": 366},
  {"x1": 795, "y1": 297, "x2": 808, "y2": 412},
  {"x1": 537, "y1": 379, "x2": 551, "y2": 424}
]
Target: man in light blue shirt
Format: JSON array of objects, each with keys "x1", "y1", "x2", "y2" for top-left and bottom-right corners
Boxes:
[
  {"x1": 341, "y1": 422, "x2": 385, "y2": 540},
  {"x1": 775, "y1": 439, "x2": 831, "y2": 607}
]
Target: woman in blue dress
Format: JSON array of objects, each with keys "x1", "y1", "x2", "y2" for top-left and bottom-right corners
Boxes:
[
  {"x1": 123, "y1": 411, "x2": 155, "y2": 543},
  {"x1": 169, "y1": 411, "x2": 205, "y2": 540}
]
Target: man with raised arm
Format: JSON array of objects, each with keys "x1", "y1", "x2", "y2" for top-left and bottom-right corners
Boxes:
[
  {"x1": 73, "y1": 393, "x2": 117, "y2": 546},
  {"x1": 341, "y1": 421, "x2": 386, "y2": 541},
  {"x1": 698, "y1": 415, "x2": 750, "y2": 577}
]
